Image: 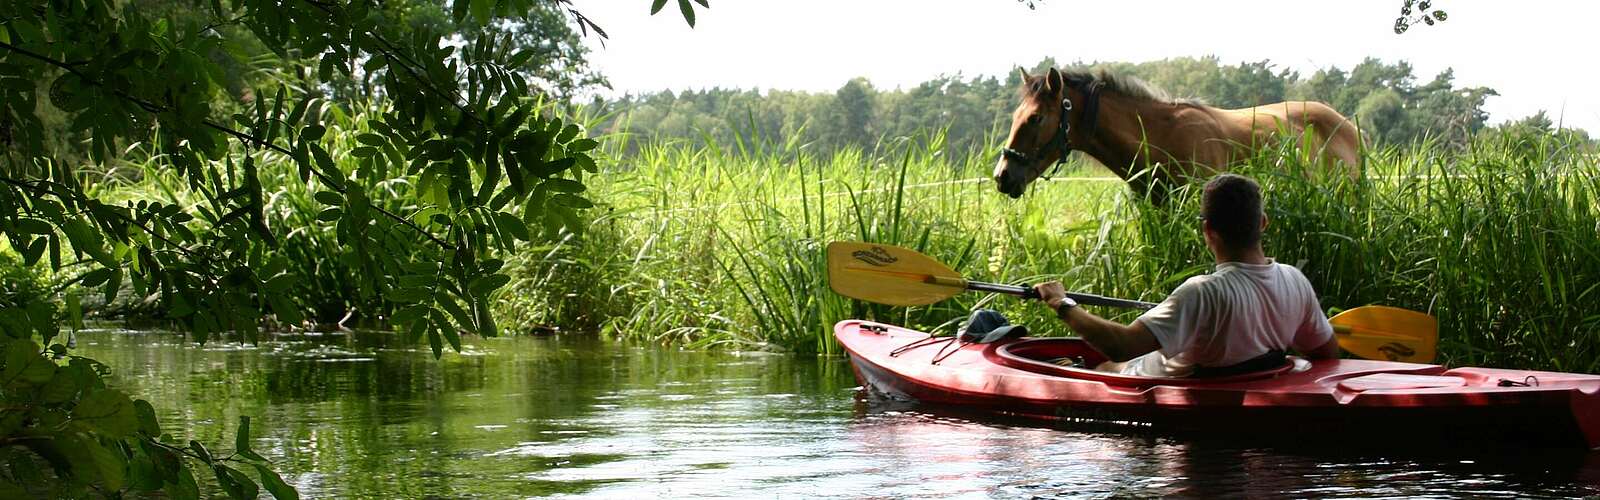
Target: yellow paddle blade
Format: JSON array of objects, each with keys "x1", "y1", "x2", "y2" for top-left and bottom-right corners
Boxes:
[
  {"x1": 1331, "y1": 305, "x2": 1438, "y2": 363},
  {"x1": 826, "y1": 241, "x2": 968, "y2": 306}
]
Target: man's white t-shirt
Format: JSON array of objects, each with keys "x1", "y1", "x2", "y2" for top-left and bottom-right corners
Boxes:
[{"x1": 1114, "y1": 259, "x2": 1334, "y2": 377}]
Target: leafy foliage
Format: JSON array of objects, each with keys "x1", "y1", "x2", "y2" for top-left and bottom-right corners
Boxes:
[
  {"x1": 1, "y1": 0, "x2": 703, "y2": 496},
  {"x1": 0, "y1": 326, "x2": 294, "y2": 498},
  {"x1": 1395, "y1": 0, "x2": 1448, "y2": 34}
]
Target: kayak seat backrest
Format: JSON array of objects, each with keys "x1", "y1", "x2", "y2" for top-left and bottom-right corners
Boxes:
[{"x1": 990, "y1": 338, "x2": 1297, "y2": 386}]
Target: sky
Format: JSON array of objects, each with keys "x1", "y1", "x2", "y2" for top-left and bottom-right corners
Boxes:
[{"x1": 571, "y1": 0, "x2": 1600, "y2": 133}]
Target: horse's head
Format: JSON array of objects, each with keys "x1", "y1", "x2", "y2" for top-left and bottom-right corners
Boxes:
[{"x1": 995, "y1": 67, "x2": 1075, "y2": 199}]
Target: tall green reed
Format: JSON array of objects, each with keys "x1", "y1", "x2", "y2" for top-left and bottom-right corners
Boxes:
[{"x1": 513, "y1": 126, "x2": 1597, "y2": 369}]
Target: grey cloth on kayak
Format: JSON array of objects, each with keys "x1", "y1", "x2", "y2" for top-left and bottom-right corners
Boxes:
[{"x1": 959, "y1": 309, "x2": 1027, "y2": 344}]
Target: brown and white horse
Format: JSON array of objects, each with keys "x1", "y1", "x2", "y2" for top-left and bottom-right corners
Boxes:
[{"x1": 994, "y1": 67, "x2": 1360, "y2": 201}]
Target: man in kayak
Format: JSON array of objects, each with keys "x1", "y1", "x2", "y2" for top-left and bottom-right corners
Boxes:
[{"x1": 1032, "y1": 173, "x2": 1341, "y2": 377}]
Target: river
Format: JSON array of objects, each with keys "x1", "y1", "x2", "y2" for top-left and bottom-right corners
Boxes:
[{"x1": 75, "y1": 329, "x2": 1600, "y2": 498}]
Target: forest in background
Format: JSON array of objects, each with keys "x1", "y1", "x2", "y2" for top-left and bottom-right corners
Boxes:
[{"x1": 590, "y1": 56, "x2": 1591, "y2": 160}]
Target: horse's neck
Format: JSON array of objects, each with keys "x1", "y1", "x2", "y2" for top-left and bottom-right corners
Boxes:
[{"x1": 1078, "y1": 93, "x2": 1192, "y2": 180}]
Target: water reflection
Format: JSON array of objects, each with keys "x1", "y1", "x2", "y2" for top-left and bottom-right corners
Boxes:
[{"x1": 75, "y1": 329, "x2": 1600, "y2": 498}]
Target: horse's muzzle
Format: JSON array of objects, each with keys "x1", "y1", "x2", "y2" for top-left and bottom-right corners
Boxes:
[{"x1": 993, "y1": 166, "x2": 1026, "y2": 199}]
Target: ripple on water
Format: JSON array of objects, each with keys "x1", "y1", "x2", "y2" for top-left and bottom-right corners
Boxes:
[{"x1": 68, "y1": 331, "x2": 1600, "y2": 499}]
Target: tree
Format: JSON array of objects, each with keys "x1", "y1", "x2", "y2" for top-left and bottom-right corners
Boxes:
[
  {"x1": 0, "y1": 0, "x2": 705, "y2": 496},
  {"x1": 834, "y1": 77, "x2": 876, "y2": 149}
]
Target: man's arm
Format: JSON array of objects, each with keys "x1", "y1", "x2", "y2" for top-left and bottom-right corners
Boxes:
[
  {"x1": 1302, "y1": 335, "x2": 1340, "y2": 360},
  {"x1": 1035, "y1": 282, "x2": 1161, "y2": 362}
]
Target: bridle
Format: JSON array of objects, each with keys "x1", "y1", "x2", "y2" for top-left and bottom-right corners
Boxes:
[{"x1": 999, "y1": 78, "x2": 1104, "y2": 180}]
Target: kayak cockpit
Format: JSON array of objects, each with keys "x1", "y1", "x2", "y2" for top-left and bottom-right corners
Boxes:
[{"x1": 989, "y1": 338, "x2": 1306, "y2": 386}]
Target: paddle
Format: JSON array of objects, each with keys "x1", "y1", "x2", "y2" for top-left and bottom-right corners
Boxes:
[
  {"x1": 825, "y1": 240, "x2": 1440, "y2": 363},
  {"x1": 825, "y1": 241, "x2": 1155, "y2": 309},
  {"x1": 1328, "y1": 306, "x2": 1438, "y2": 363}
]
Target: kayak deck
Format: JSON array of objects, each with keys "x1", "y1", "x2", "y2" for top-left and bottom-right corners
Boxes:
[{"x1": 837, "y1": 320, "x2": 1600, "y2": 449}]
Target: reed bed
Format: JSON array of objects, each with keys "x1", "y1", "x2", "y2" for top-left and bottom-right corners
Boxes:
[{"x1": 498, "y1": 130, "x2": 1600, "y2": 370}]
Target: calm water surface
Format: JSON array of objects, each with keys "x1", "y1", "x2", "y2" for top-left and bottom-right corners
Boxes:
[{"x1": 76, "y1": 329, "x2": 1600, "y2": 498}]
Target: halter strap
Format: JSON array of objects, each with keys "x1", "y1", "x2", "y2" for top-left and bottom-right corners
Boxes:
[{"x1": 999, "y1": 77, "x2": 1105, "y2": 179}]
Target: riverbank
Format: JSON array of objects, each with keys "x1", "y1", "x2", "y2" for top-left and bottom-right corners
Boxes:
[{"x1": 498, "y1": 131, "x2": 1600, "y2": 369}]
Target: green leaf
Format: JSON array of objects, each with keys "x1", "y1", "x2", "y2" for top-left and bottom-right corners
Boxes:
[
  {"x1": 507, "y1": 49, "x2": 535, "y2": 68},
  {"x1": 543, "y1": 178, "x2": 586, "y2": 193},
  {"x1": 102, "y1": 269, "x2": 121, "y2": 306},
  {"x1": 650, "y1": 0, "x2": 668, "y2": 14},
  {"x1": 678, "y1": 0, "x2": 697, "y2": 27},
  {"x1": 301, "y1": 125, "x2": 326, "y2": 142},
  {"x1": 72, "y1": 388, "x2": 140, "y2": 437},
  {"x1": 436, "y1": 296, "x2": 475, "y2": 335},
  {"x1": 427, "y1": 326, "x2": 443, "y2": 358},
  {"x1": 404, "y1": 316, "x2": 428, "y2": 343},
  {"x1": 167, "y1": 465, "x2": 200, "y2": 500},
  {"x1": 314, "y1": 191, "x2": 344, "y2": 206},
  {"x1": 557, "y1": 123, "x2": 580, "y2": 144},
  {"x1": 134, "y1": 399, "x2": 161, "y2": 436},
  {"x1": 492, "y1": 211, "x2": 530, "y2": 241},
  {"x1": 190, "y1": 440, "x2": 213, "y2": 464},
  {"x1": 316, "y1": 207, "x2": 343, "y2": 222},
  {"x1": 362, "y1": 55, "x2": 386, "y2": 73},
  {"x1": 80, "y1": 268, "x2": 115, "y2": 287},
  {"x1": 129, "y1": 446, "x2": 164, "y2": 490},
  {"x1": 468, "y1": 274, "x2": 511, "y2": 296},
  {"x1": 80, "y1": 432, "x2": 127, "y2": 490},
  {"x1": 388, "y1": 287, "x2": 432, "y2": 303},
  {"x1": 469, "y1": 0, "x2": 494, "y2": 25},
  {"x1": 62, "y1": 218, "x2": 115, "y2": 267},
  {"x1": 12, "y1": 217, "x2": 52, "y2": 234},
  {"x1": 19, "y1": 237, "x2": 46, "y2": 265},
  {"x1": 568, "y1": 138, "x2": 599, "y2": 152},
  {"x1": 2, "y1": 339, "x2": 55, "y2": 387},
  {"x1": 553, "y1": 193, "x2": 594, "y2": 209},
  {"x1": 38, "y1": 366, "x2": 80, "y2": 403},
  {"x1": 253, "y1": 463, "x2": 300, "y2": 500},
  {"x1": 264, "y1": 274, "x2": 296, "y2": 294},
  {"x1": 213, "y1": 464, "x2": 259, "y2": 500},
  {"x1": 236, "y1": 416, "x2": 266, "y2": 462},
  {"x1": 431, "y1": 309, "x2": 464, "y2": 352},
  {"x1": 270, "y1": 296, "x2": 305, "y2": 325}
]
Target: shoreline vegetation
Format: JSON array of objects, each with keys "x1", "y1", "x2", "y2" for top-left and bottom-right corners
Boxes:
[
  {"x1": 6, "y1": 121, "x2": 1596, "y2": 371},
  {"x1": 497, "y1": 127, "x2": 1599, "y2": 370},
  {"x1": 9, "y1": 116, "x2": 1587, "y2": 368}
]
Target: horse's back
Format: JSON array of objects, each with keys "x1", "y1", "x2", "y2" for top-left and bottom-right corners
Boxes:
[{"x1": 1227, "y1": 101, "x2": 1360, "y2": 171}]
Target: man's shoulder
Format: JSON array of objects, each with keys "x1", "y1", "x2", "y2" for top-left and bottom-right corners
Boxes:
[
  {"x1": 1269, "y1": 261, "x2": 1317, "y2": 285},
  {"x1": 1172, "y1": 273, "x2": 1219, "y2": 297}
]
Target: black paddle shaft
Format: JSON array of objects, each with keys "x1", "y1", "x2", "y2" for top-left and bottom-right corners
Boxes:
[{"x1": 966, "y1": 281, "x2": 1158, "y2": 310}]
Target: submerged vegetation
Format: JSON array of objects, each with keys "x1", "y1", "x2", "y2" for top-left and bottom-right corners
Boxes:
[{"x1": 493, "y1": 129, "x2": 1600, "y2": 370}]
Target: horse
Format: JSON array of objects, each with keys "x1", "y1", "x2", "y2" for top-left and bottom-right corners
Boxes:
[{"x1": 993, "y1": 67, "x2": 1361, "y2": 202}]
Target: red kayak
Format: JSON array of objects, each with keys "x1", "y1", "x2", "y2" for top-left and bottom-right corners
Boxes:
[{"x1": 837, "y1": 320, "x2": 1600, "y2": 449}]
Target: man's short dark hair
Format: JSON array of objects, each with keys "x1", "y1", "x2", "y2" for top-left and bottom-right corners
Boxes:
[{"x1": 1202, "y1": 173, "x2": 1263, "y2": 250}]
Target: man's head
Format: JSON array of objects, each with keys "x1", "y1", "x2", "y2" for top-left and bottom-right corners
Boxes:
[{"x1": 1201, "y1": 173, "x2": 1266, "y2": 257}]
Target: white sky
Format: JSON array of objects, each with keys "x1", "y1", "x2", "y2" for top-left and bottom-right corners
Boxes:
[{"x1": 573, "y1": 1, "x2": 1599, "y2": 132}]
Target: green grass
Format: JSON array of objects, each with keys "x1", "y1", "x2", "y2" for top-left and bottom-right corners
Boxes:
[{"x1": 498, "y1": 129, "x2": 1600, "y2": 370}]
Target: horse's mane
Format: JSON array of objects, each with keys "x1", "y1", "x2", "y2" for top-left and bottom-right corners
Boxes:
[{"x1": 1025, "y1": 68, "x2": 1207, "y2": 107}]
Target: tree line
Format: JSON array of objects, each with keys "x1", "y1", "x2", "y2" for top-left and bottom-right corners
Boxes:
[{"x1": 591, "y1": 56, "x2": 1589, "y2": 159}]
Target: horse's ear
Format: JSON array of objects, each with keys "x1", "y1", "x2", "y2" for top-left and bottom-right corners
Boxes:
[
  {"x1": 1016, "y1": 66, "x2": 1030, "y2": 83},
  {"x1": 1046, "y1": 68, "x2": 1064, "y2": 95}
]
